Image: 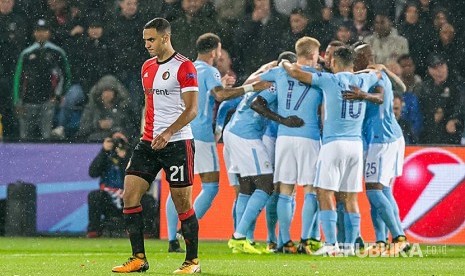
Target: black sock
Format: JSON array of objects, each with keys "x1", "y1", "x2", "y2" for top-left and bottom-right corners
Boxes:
[
  {"x1": 124, "y1": 205, "x2": 145, "y2": 258},
  {"x1": 179, "y1": 209, "x2": 199, "y2": 261}
]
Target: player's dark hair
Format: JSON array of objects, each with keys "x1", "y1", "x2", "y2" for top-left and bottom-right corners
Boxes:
[
  {"x1": 333, "y1": 46, "x2": 355, "y2": 67},
  {"x1": 144, "y1": 18, "x2": 171, "y2": 33},
  {"x1": 328, "y1": 40, "x2": 345, "y2": 47},
  {"x1": 196, "y1": 33, "x2": 221, "y2": 54},
  {"x1": 277, "y1": 51, "x2": 297, "y2": 64}
]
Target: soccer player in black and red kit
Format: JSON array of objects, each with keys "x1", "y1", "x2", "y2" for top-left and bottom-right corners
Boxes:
[{"x1": 112, "y1": 17, "x2": 200, "y2": 274}]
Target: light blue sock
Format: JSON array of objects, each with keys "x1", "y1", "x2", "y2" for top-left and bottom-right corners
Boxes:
[
  {"x1": 235, "y1": 193, "x2": 250, "y2": 228},
  {"x1": 366, "y1": 190, "x2": 402, "y2": 238},
  {"x1": 336, "y1": 201, "x2": 345, "y2": 243},
  {"x1": 246, "y1": 219, "x2": 257, "y2": 241},
  {"x1": 277, "y1": 194, "x2": 293, "y2": 243},
  {"x1": 383, "y1": 186, "x2": 405, "y2": 236},
  {"x1": 320, "y1": 210, "x2": 337, "y2": 245},
  {"x1": 232, "y1": 198, "x2": 238, "y2": 230},
  {"x1": 310, "y1": 209, "x2": 321, "y2": 240},
  {"x1": 265, "y1": 192, "x2": 279, "y2": 243},
  {"x1": 236, "y1": 189, "x2": 270, "y2": 236},
  {"x1": 193, "y1": 182, "x2": 219, "y2": 219},
  {"x1": 166, "y1": 193, "x2": 178, "y2": 241},
  {"x1": 291, "y1": 196, "x2": 297, "y2": 219},
  {"x1": 301, "y1": 193, "x2": 318, "y2": 240},
  {"x1": 344, "y1": 212, "x2": 361, "y2": 246},
  {"x1": 370, "y1": 207, "x2": 386, "y2": 242}
]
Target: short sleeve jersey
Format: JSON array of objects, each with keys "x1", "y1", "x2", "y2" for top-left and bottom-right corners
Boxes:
[
  {"x1": 311, "y1": 71, "x2": 378, "y2": 144},
  {"x1": 363, "y1": 71, "x2": 403, "y2": 144},
  {"x1": 259, "y1": 66, "x2": 323, "y2": 140},
  {"x1": 191, "y1": 60, "x2": 223, "y2": 142},
  {"x1": 141, "y1": 53, "x2": 198, "y2": 142}
]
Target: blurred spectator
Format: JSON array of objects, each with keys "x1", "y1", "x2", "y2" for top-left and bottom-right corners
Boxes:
[
  {"x1": 417, "y1": 0, "x2": 436, "y2": 25},
  {"x1": 214, "y1": 0, "x2": 246, "y2": 22},
  {"x1": 417, "y1": 54, "x2": 464, "y2": 144},
  {"x1": 312, "y1": 6, "x2": 336, "y2": 49},
  {"x1": 87, "y1": 132, "x2": 157, "y2": 238},
  {"x1": 13, "y1": 19, "x2": 72, "y2": 140},
  {"x1": 0, "y1": 0, "x2": 28, "y2": 139},
  {"x1": 431, "y1": 23, "x2": 465, "y2": 78},
  {"x1": 71, "y1": 15, "x2": 112, "y2": 93},
  {"x1": 139, "y1": 0, "x2": 182, "y2": 22},
  {"x1": 332, "y1": 0, "x2": 352, "y2": 27},
  {"x1": 281, "y1": 8, "x2": 319, "y2": 52},
  {"x1": 274, "y1": 0, "x2": 306, "y2": 16},
  {"x1": 431, "y1": 6, "x2": 449, "y2": 33},
  {"x1": 398, "y1": 54, "x2": 423, "y2": 137},
  {"x1": 350, "y1": 0, "x2": 372, "y2": 41},
  {"x1": 393, "y1": 94, "x2": 416, "y2": 144},
  {"x1": 232, "y1": 0, "x2": 287, "y2": 82},
  {"x1": 397, "y1": 1, "x2": 431, "y2": 75},
  {"x1": 364, "y1": 13, "x2": 409, "y2": 64},
  {"x1": 106, "y1": 0, "x2": 146, "y2": 135},
  {"x1": 77, "y1": 75, "x2": 132, "y2": 142},
  {"x1": 334, "y1": 22, "x2": 354, "y2": 45},
  {"x1": 45, "y1": 0, "x2": 84, "y2": 46},
  {"x1": 170, "y1": 0, "x2": 219, "y2": 60}
]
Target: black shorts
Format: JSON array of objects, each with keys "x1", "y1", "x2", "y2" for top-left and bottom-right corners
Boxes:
[{"x1": 126, "y1": 139, "x2": 195, "y2": 187}]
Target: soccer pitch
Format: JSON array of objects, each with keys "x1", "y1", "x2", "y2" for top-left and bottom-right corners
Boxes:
[{"x1": 1, "y1": 237, "x2": 464, "y2": 275}]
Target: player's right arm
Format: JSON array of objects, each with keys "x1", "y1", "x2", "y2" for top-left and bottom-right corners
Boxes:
[
  {"x1": 280, "y1": 60, "x2": 313, "y2": 85},
  {"x1": 343, "y1": 85, "x2": 384, "y2": 104},
  {"x1": 251, "y1": 91, "x2": 304, "y2": 128},
  {"x1": 210, "y1": 81, "x2": 271, "y2": 102}
]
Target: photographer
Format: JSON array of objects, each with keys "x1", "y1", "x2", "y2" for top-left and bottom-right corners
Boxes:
[{"x1": 87, "y1": 133, "x2": 157, "y2": 238}]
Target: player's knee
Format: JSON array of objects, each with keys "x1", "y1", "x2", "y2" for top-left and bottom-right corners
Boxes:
[
  {"x1": 239, "y1": 179, "x2": 255, "y2": 195},
  {"x1": 255, "y1": 182, "x2": 274, "y2": 195}
]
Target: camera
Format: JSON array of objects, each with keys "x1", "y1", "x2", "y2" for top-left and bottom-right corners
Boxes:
[{"x1": 112, "y1": 138, "x2": 128, "y2": 151}]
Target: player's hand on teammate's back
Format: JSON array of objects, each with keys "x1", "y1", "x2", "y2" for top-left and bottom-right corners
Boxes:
[
  {"x1": 282, "y1": 115, "x2": 305, "y2": 127},
  {"x1": 252, "y1": 81, "x2": 272, "y2": 91},
  {"x1": 151, "y1": 131, "x2": 172, "y2": 150},
  {"x1": 343, "y1": 85, "x2": 366, "y2": 101}
]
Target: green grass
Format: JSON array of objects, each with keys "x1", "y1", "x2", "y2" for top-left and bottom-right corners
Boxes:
[{"x1": 1, "y1": 237, "x2": 464, "y2": 275}]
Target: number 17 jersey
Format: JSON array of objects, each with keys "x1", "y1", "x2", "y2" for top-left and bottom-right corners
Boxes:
[{"x1": 259, "y1": 66, "x2": 322, "y2": 141}]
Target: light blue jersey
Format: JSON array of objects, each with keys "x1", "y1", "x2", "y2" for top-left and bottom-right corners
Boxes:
[
  {"x1": 311, "y1": 71, "x2": 379, "y2": 144},
  {"x1": 363, "y1": 71, "x2": 403, "y2": 144},
  {"x1": 260, "y1": 66, "x2": 322, "y2": 140},
  {"x1": 215, "y1": 96, "x2": 242, "y2": 133},
  {"x1": 226, "y1": 86, "x2": 276, "y2": 140},
  {"x1": 191, "y1": 60, "x2": 223, "y2": 142}
]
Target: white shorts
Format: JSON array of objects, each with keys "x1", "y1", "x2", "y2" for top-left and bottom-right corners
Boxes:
[
  {"x1": 314, "y1": 140, "x2": 364, "y2": 192},
  {"x1": 223, "y1": 130, "x2": 273, "y2": 177},
  {"x1": 365, "y1": 137, "x2": 404, "y2": 186},
  {"x1": 395, "y1": 137, "x2": 405, "y2": 177},
  {"x1": 222, "y1": 142, "x2": 239, "y2": 186},
  {"x1": 262, "y1": 135, "x2": 276, "y2": 167},
  {"x1": 193, "y1": 140, "x2": 220, "y2": 174},
  {"x1": 274, "y1": 136, "x2": 320, "y2": 186}
]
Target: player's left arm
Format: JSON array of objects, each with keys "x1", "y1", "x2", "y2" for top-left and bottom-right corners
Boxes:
[
  {"x1": 368, "y1": 63, "x2": 406, "y2": 93},
  {"x1": 343, "y1": 85, "x2": 384, "y2": 104},
  {"x1": 243, "y1": 60, "x2": 278, "y2": 84}
]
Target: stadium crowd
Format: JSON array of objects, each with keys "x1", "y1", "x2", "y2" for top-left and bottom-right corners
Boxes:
[{"x1": 1, "y1": 0, "x2": 465, "y2": 144}]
